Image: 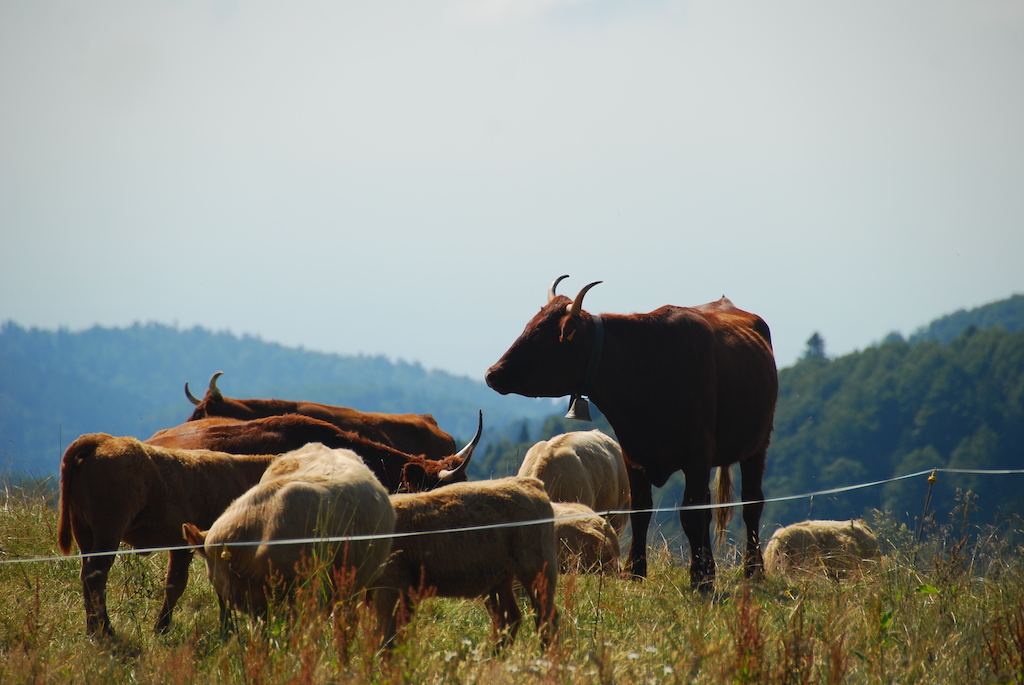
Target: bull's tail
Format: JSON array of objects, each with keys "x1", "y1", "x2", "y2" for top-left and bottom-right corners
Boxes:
[
  {"x1": 713, "y1": 465, "x2": 734, "y2": 547},
  {"x1": 57, "y1": 439, "x2": 86, "y2": 555}
]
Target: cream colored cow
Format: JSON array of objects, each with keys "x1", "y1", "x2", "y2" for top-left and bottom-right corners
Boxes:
[{"x1": 518, "y1": 430, "x2": 630, "y2": 535}]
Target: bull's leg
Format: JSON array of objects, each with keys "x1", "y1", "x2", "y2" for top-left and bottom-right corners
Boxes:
[
  {"x1": 155, "y1": 548, "x2": 193, "y2": 633},
  {"x1": 680, "y1": 465, "x2": 715, "y2": 593},
  {"x1": 485, "y1": 580, "x2": 522, "y2": 651},
  {"x1": 739, "y1": 448, "x2": 768, "y2": 580},
  {"x1": 625, "y1": 465, "x2": 653, "y2": 579},
  {"x1": 81, "y1": 550, "x2": 116, "y2": 636}
]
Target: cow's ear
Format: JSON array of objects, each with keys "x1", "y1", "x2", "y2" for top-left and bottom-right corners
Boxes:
[
  {"x1": 559, "y1": 316, "x2": 578, "y2": 343},
  {"x1": 182, "y1": 523, "x2": 209, "y2": 559},
  {"x1": 401, "y1": 463, "x2": 427, "y2": 492}
]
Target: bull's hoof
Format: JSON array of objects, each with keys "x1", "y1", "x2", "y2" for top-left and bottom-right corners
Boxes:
[{"x1": 86, "y1": 620, "x2": 115, "y2": 640}]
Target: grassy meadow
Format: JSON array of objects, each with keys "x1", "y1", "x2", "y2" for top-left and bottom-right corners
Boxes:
[{"x1": 1, "y1": 483, "x2": 1023, "y2": 684}]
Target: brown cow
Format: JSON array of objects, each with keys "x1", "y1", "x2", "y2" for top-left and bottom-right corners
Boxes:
[
  {"x1": 373, "y1": 476, "x2": 559, "y2": 652},
  {"x1": 185, "y1": 372, "x2": 456, "y2": 459},
  {"x1": 486, "y1": 276, "x2": 778, "y2": 591},
  {"x1": 57, "y1": 434, "x2": 277, "y2": 636},
  {"x1": 518, "y1": 429, "x2": 630, "y2": 536},
  {"x1": 182, "y1": 443, "x2": 396, "y2": 625},
  {"x1": 145, "y1": 411, "x2": 482, "y2": 493}
]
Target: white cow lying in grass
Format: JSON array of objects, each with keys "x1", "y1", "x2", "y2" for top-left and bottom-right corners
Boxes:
[
  {"x1": 763, "y1": 519, "x2": 881, "y2": 579},
  {"x1": 551, "y1": 502, "x2": 620, "y2": 574}
]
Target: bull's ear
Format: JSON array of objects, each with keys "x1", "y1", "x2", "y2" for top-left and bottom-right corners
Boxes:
[{"x1": 182, "y1": 523, "x2": 209, "y2": 559}]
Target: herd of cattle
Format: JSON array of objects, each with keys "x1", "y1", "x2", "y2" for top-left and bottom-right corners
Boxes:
[{"x1": 54, "y1": 277, "x2": 882, "y2": 651}]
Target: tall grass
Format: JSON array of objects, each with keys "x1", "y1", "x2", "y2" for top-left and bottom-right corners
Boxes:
[{"x1": 2, "y1": 481, "x2": 1022, "y2": 684}]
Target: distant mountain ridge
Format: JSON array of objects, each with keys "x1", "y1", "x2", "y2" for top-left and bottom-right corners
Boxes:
[
  {"x1": 908, "y1": 293, "x2": 1024, "y2": 345},
  {"x1": 0, "y1": 321, "x2": 553, "y2": 476}
]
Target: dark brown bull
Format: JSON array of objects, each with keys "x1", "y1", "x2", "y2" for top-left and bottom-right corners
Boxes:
[
  {"x1": 485, "y1": 276, "x2": 778, "y2": 591},
  {"x1": 185, "y1": 372, "x2": 457, "y2": 459},
  {"x1": 145, "y1": 411, "x2": 482, "y2": 493}
]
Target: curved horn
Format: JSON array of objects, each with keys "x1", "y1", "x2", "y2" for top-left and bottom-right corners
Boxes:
[
  {"x1": 547, "y1": 274, "x2": 570, "y2": 303},
  {"x1": 185, "y1": 382, "x2": 202, "y2": 406},
  {"x1": 567, "y1": 281, "x2": 602, "y2": 318},
  {"x1": 208, "y1": 371, "x2": 225, "y2": 400},
  {"x1": 438, "y1": 410, "x2": 483, "y2": 482}
]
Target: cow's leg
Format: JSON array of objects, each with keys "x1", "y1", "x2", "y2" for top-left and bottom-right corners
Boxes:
[
  {"x1": 739, "y1": 448, "x2": 768, "y2": 580},
  {"x1": 81, "y1": 549, "x2": 117, "y2": 636},
  {"x1": 521, "y1": 562, "x2": 559, "y2": 651},
  {"x1": 73, "y1": 523, "x2": 118, "y2": 637},
  {"x1": 625, "y1": 464, "x2": 653, "y2": 579},
  {"x1": 371, "y1": 586, "x2": 408, "y2": 652},
  {"x1": 680, "y1": 465, "x2": 715, "y2": 593},
  {"x1": 485, "y1": 580, "x2": 522, "y2": 651},
  {"x1": 155, "y1": 548, "x2": 193, "y2": 633}
]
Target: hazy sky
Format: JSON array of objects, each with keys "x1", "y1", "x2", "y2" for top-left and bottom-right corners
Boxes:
[{"x1": 2, "y1": 0, "x2": 1022, "y2": 380}]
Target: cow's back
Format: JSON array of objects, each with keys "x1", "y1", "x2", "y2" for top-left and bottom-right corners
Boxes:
[
  {"x1": 518, "y1": 430, "x2": 629, "y2": 534},
  {"x1": 623, "y1": 303, "x2": 777, "y2": 472},
  {"x1": 62, "y1": 434, "x2": 271, "y2": 550},
  {"x1": 764, "y1": 519, "x2": 880, "y2": 578},
  {"x1": 203, "y1": 445, "x2": 395, "y2": 605}
]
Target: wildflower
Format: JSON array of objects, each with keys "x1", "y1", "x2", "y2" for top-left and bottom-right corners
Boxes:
[
  {"x1": 645, "y1": 644, "x2": 658, "y2": 654},
  {"x1": 506, "y1": 664, "x2": 520, "y2": 673},
  {"x1": 444, "y1": 651, "x2": 457, "y2": 663},
  {"x1": 663, "y1": 665, "x2": 674, "y2": 675},
  {"x1": 627, "y1": 651, "x2": 640, "y2": 660}
]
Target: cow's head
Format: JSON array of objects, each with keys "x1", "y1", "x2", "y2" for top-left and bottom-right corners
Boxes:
[
  {"x1": 185, "y1": 371, "x2": 256, "y2": 421},
  {"x1": 183, "y1": 522, "x2": 268, "y2": 619},
  {"x1": 485, "y1": 276, "x2": 601, "y2": 399},
  {"x1": 401, "y1": 410, "x2": 482, "y2": 491}
]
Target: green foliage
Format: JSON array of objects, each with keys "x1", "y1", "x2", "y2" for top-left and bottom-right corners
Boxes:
[
  {"x1": 909, "y1": 293, "x2": 1024, "y2": 345},
  {"x1": 765, "y1": 325, "x2": 1024, "y2": 527}
]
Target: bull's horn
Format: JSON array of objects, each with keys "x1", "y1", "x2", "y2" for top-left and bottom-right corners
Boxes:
[
  {"x1": 438, "y1": 410, "x2": 483, "y2": 482},
  {"x1": 547, "y1": 274, "x2": 570, "y2": 303},
  {"x1": 208, "y1": 371, "x2": 225, "y2": 400},
  {"x1": 567, "y1": 281, "x2": 602, "y2": 318},
  {"x1": 185, "y1": 382, "x2": 202, "y2": 406}
]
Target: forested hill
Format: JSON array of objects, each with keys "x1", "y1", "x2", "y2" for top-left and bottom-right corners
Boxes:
[
  {"x1": 0, "y1": 321, "x2": 553, "y2": 476},
  {"x1": 909, "y1": 293, "x2": 1024, "y2": 345},
  {"x1": 763, "y1": 323, "x2": 1024, "y2": 527}
]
